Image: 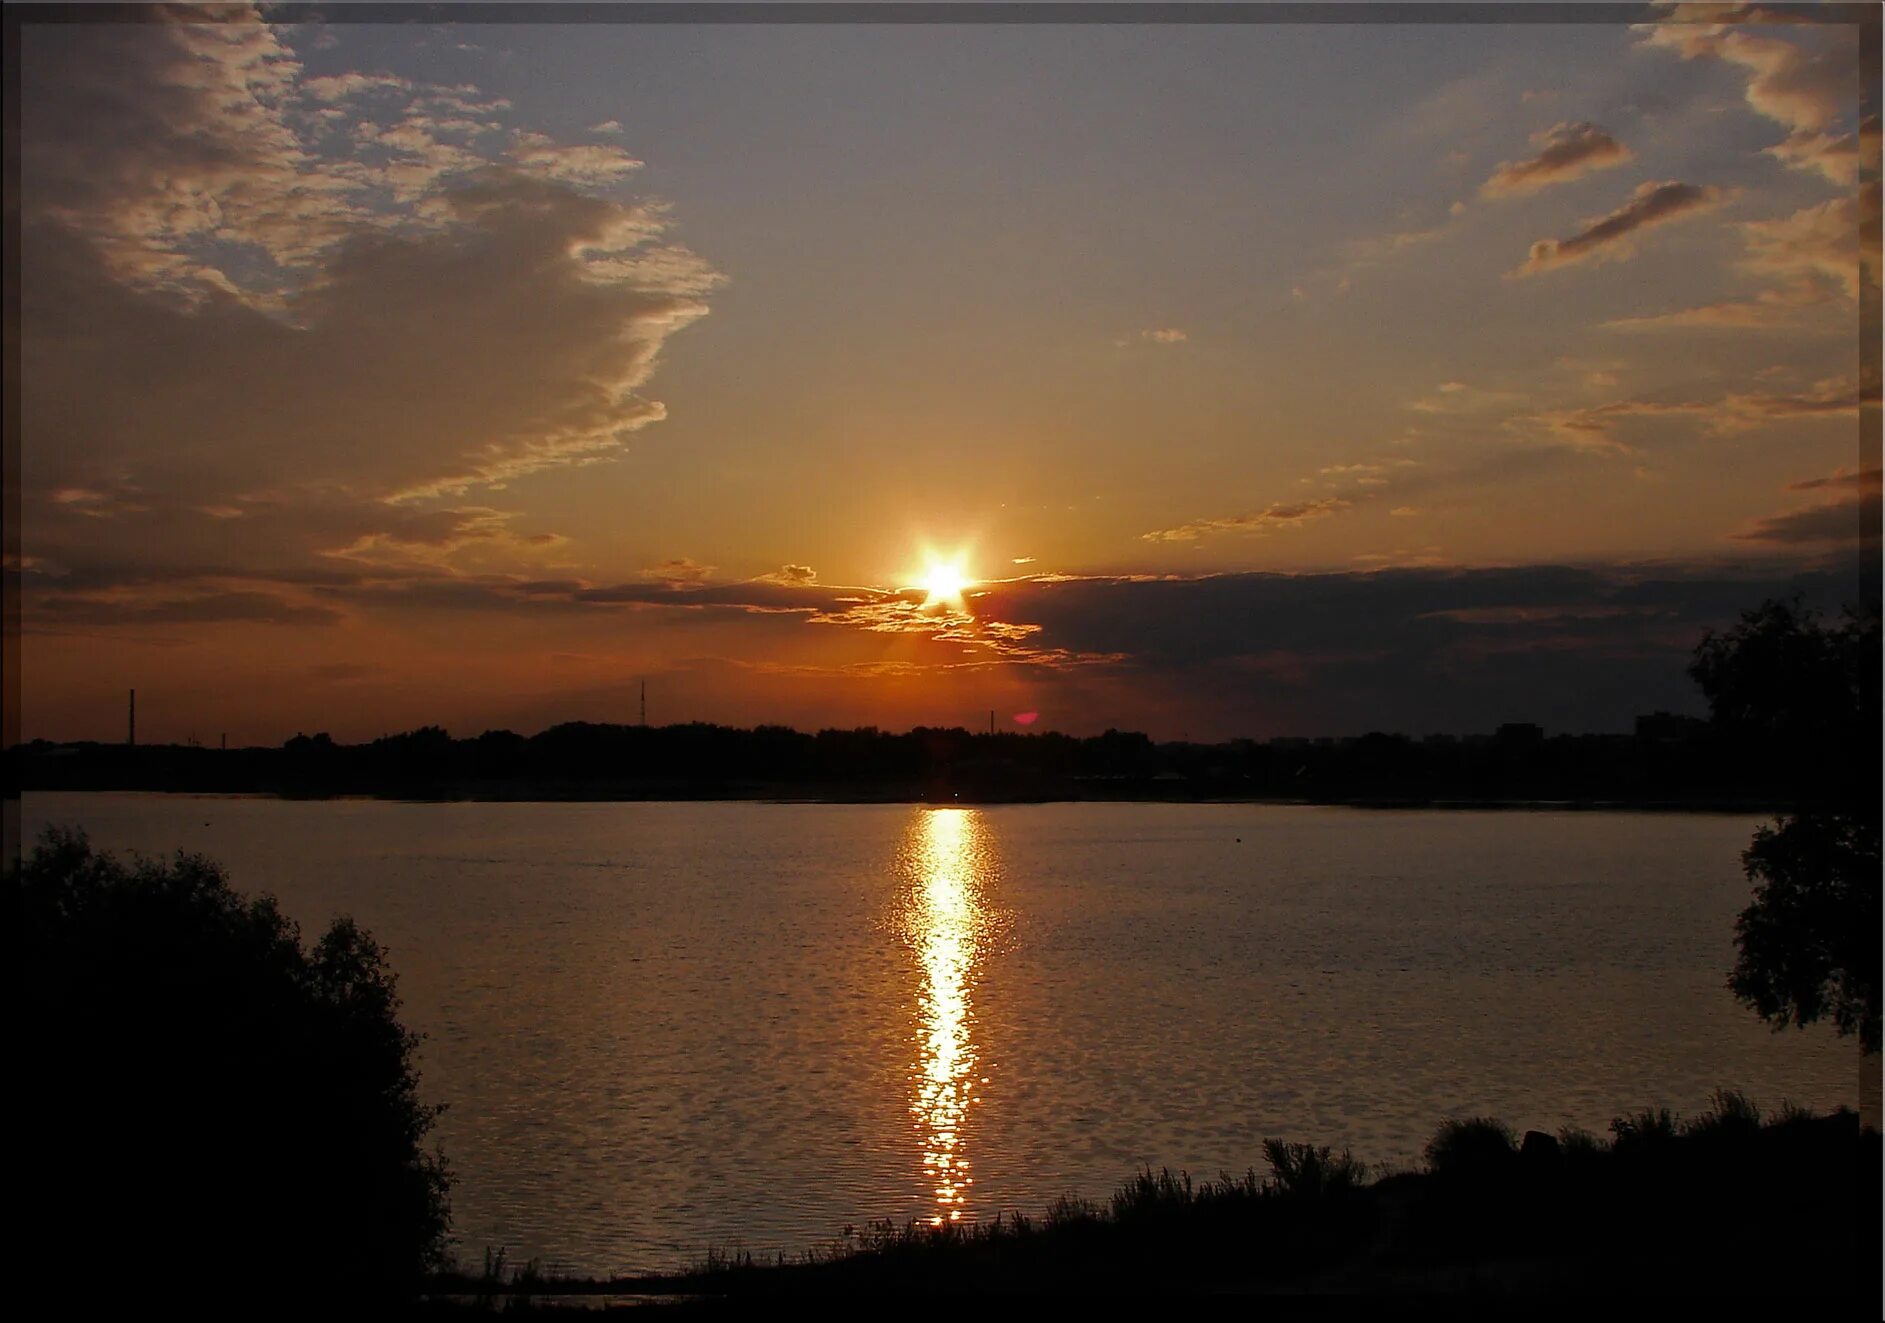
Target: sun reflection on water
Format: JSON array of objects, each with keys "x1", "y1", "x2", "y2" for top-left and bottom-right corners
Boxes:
[{"x1": 901, "y1": 807, "x2": 998, "y2": 1225}]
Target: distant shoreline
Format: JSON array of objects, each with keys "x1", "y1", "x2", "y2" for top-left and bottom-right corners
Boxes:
[
  {"x1": 12, "y1": 717, "x2": 1842, "y2": 813},
  {"x1": 14, "y1": 784, "x2": 1792, "y2": 814}
]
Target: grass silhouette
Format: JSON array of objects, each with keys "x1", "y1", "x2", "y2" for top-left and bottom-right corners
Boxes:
[{"x1": 424, "y1": 1095, "x2": 1875, "y2": 1305}]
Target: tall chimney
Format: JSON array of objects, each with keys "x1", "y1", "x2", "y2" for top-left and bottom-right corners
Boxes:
[{"x1": 128, "y1": 689, "x2": 136, "y2": 747}]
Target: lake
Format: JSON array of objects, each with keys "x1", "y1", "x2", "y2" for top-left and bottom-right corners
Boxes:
[{"x1": 15, "y1": 794, "x2": 1855, "y2": 1276}]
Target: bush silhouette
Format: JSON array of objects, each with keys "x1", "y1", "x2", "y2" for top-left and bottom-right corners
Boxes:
[
  {"x1": 12, "y1": 828, "x2": 450, "y2": 1304},
  {"x1": 1609, "y1": 1106, "x2": 1680, "y2": 1154},
  {"x1": 1423, "y1": 1116, "x2": 1518, "y2": 1179}
]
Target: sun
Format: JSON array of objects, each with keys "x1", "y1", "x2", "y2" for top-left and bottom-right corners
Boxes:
[{"x1": 921, "y1": 560, "x2": 970, "y2": 607}]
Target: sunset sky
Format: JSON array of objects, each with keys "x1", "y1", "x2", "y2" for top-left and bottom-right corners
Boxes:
[{"x1": 9, "y1": 4, "x2": 1879, "y2": 746}]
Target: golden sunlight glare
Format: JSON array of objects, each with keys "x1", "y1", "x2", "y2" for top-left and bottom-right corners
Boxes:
[
  {"x1": 921, "y1": 560, "x2": 970, "y2": 607},
  {"x1": 905, "y1": 806, "x2": 991, "y2": 1224}
]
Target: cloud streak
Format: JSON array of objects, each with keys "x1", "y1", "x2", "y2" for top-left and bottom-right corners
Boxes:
[
  {"x1": 1520, "y1": 374, "x2": 1869, "y2": 452},
  {"x1": 1601, "y1": 278, "x2": 1838, "y2": 331},
  {"x1": 1735, "y1": 469, "x2": 1883, "y2": 546},
  {"x1": 1140, "y1": 498, "x2": 1353, "y2": 544},
  {"x1": 1480, "y1": 122, "x2": 1634, "y2": 199},
  {"x1": 1511, "y1": 181, "x2": 1731, "y2": 277}
]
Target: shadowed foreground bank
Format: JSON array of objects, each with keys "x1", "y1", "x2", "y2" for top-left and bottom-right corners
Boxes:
[{"x1": 424, "y1": 1097, "x2": 1877, "y2": 1307}]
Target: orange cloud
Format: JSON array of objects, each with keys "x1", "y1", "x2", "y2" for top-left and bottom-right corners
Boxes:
[
  {"x1": 1734, "y1": 469, "x2": 1882, "y2": 545},
  {"x1": 1738, "y1": 181, "x2": 1880, "y2": 299},
  {"x1": 1763, "y1": 116, "x2": 1876, "y2": 189},
  {"x1": 1141, "y1": 498, "x2": 1353, "y2": 543},
  {"x1": 1640, "y1": 18, "x2": 1864, "y2": 185},
  {"x1": 1479, "y1": 122, "x2": 1633, "y2": 199},
  {"x1": 1522, "y1": 375, "x2": 1868, "y2": 451},
  {"x1": 643, "y1": 558, "x2": 716, "y2": 585},
  {"x1": 1601, "y1": 278, "x2": 1838, "y2": 331}
]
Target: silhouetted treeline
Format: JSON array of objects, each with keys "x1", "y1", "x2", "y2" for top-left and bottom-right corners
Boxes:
[{"x1": 6, "y1": 710, "x2": 1860, "y2": 807}]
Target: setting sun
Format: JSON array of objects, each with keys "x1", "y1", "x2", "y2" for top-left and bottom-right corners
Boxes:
[{"x1": 922, "y1": 561, "x2": 970, "y2": 607}]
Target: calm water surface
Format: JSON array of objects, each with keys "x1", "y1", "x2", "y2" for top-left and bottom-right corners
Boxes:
[{"x1": 18, "y1": 795, "x2": 1855, "y2": 1275}]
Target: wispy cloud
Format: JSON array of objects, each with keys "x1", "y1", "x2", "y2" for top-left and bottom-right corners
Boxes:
[
  {"x1": 1521, "y1": 374, "x2": 1869, "y2": 452},
  {"x1": 1141, "y1": 498, "x2": 1352, "y2": 544},
  {"x1": 1601, "y1": 278, "x2": 1838, "y2": 331},
  {"x1": 1407, "y1": 381, "x2": 1528, "y2": 415},
  {"x1": 323, "y1": 508, "x2": 566, "y2": 571},
  {"x1": 1480, "y1": 121, "x2": 1633, "y2": 199},
  {"x1": 1117, "y1": 326, "x2": 1190, "y2": 347},
  {"x1": 643, "y1": 558, "x2": 717, "y2": 585},
  {"x1": 1734, "y1": 469, "x2": 1881, "y2": 545},
  {"x1": 1738, "y1": 182, "x2": 1880, "y2": 299},
  {"x1": 1762, "y1": 116, "x2": 1877, "y2": 189},
  {"x1": 507, "y1": 129, "x2": 644, "y2": 184},
  {"x1": 1511, "y1": 181, "x2": 1731, "y2": 277},
  {"x1": 1639, "y1": 17, "x2": 1866, "y2": 185}
]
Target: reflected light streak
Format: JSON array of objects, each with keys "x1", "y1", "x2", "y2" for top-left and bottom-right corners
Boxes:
[{"x1": 902, "y1": 807, "x2": 996, "y2": 1225}]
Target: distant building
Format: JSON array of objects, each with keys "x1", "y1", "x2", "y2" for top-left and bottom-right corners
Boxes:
[
  {"x1": 1495, "y1": 722, "x2": 1545, "y2": 745},
  {"x1": 1635, "y1": 711, "x2": 1706, "y2": 742}
]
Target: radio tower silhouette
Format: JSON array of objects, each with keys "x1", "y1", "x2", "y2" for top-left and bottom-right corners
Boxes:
[{"x1": 640, "y1": 679, "x2": 647, "y2": 727}]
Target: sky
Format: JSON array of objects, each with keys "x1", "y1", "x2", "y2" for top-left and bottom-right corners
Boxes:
[{"x1": 8, "y1": 2, "x2": 1880, "y2": 746}]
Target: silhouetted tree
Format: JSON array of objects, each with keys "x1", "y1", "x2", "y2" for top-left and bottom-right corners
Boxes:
[
  {"x1": 1690, "y1": 596, "x2": 1877, "y2": 776},
  {"x1": 12, "y1": 828, "x2": 451, "y2": 1304},
  {"x1": 1730, "y1": 813, "x2": 1879, "y2": 1051},
  {"x1": 1690, "y1": 598, "x2": 1881, "y2": 1053}
]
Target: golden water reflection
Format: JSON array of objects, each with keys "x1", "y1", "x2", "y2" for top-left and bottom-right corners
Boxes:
[{"x1": 900, "y1": 807, "x2": 998, "y2": 1225}]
